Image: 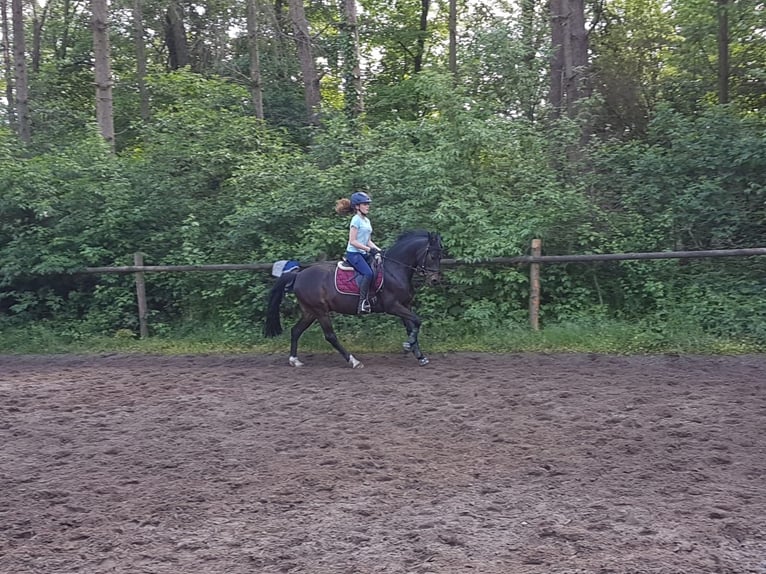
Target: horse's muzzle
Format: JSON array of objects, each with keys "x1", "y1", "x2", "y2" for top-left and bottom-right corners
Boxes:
[{"x1": 425, "y1": 272, "x2": 442, "y2": 286}]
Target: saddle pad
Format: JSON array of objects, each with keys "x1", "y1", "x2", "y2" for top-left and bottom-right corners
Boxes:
[{"x1": 334, "y1": 267, "x2": 384, "y2": 295}]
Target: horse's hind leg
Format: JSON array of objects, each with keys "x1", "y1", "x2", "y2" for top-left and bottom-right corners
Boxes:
[
  {"x1": 288, "y1": 315, "x2": 315, "y2": 367},
  {"x1": 316, "y1": 315, "x2": 363, "y2": 368}
]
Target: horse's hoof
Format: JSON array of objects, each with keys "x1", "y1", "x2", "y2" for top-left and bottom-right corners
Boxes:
[
  {"x1": 289, "y1": 356, "x2": 304, "y2": 367},
  {"x1": 349, "y1": 355, "x2": 364, "y2": 369},
  {"x1": 402, "y1": 342, "x2": 412, "y2": 352},
  {"x1": 418, "y1": 357, "x2": 430, "y2": 366}
]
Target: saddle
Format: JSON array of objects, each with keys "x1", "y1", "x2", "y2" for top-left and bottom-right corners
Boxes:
[{"x1": 334, "y1": 259, "x2": 384, "y2": 295}]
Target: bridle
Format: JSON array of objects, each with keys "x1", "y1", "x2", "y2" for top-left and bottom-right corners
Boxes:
[{"x1": 382, "y1": 242, "x2": 441, "y2": 276}]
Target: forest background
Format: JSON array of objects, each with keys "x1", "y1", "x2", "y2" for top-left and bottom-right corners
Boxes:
[{"x1": 0, "y1": 0, "x2": 764, "y2": 354}]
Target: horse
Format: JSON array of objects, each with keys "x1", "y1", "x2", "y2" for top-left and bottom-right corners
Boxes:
[{"x1": 263, "y1": 230, "x2": 444, "y2": 368}]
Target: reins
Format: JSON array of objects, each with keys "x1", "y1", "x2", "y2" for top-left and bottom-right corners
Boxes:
[{"x1": 381, "y1": 244, "x2": 437, "y2": 276}]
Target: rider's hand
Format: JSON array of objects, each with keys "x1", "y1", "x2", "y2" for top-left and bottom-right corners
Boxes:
[
  {"x1": 374, "y1": 252, "x2": 382, "y2": 263},
  {"x1": 369, "y1": 248, "x2": 380, "y2": 257}
]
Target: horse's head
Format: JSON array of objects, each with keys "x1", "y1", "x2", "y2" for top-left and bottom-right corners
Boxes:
[
  {"x1": 386, "y1": 230, "x2": 445, "y2": 285},
  {"x1": 421, "y1": 232, "x2": 444, "y2": 286}
]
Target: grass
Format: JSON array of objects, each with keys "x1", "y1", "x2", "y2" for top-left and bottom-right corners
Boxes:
[{"x1": 0, "y1": 316, "x2": 763, "y2": 356}]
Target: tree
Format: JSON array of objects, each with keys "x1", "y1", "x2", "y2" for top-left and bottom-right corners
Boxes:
[
  {"x1": 133, "y1": 0, "x2": 149, "y2": 120},
  {"x1": 165, "y1": 0, "x2": 189, "y2": 70},
  {"x1": 340, "y1": 0, "x2": 363, "y2": 116},
  {"x1": 30, "y1": 0, "x2": 45, "y2": 72},
  {"x1": 11, "y1": 0, "x2": 30, "y2": 143},
  {"x1": 413, "y1": 0, "x2": 429, "y2": 73},
  {"x1": 1, "y1": 0, "x2": 16, "y2": 129},
  {"x1": 549, "y1": 0, "x2": 590, "y2": 119},
  {"x1": 247, "y1": 0, "x2": 264, "y2": 118},
  {"x1": 716, "y1": 0, "x2": 728, "y2": 104},
  {"x1": 91, "y1": 0, "x2": 114, "y2": 150},
  {"x1": 448, "y1": 0, "x2": 456, "y2": 76},
  {"x1": 288, "y1": 0, "x2": 320, "y2": 124}
]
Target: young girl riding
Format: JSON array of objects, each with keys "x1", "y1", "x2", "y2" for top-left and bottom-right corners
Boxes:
[{"x1": 335, "y1": 192, "x2": 382, "y2": 314}]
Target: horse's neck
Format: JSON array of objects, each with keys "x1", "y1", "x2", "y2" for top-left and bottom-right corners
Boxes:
[{"x1": 386, "y1": 240, "x2": 424, "y2": 275}]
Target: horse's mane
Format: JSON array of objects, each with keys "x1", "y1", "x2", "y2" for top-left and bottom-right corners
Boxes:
[
  {"x1": 387, "y1": 229, "x2": 438, "y2": 257},
  {"x1": 393, "y1": 229, "x2": 430, "y2": 243}
]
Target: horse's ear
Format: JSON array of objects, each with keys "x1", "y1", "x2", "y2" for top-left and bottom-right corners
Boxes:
[{"x1": 434, "y1": 232, "x2": 445, "y2": 255}]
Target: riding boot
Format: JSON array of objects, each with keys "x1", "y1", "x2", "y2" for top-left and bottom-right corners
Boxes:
[{"x1": 357, "y1": 276, "x2": 372, "y2": 314}]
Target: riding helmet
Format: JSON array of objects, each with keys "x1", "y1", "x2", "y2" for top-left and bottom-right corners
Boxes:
[{"x1": 350, "y1": 191, "x2": 372, "y2": 207}]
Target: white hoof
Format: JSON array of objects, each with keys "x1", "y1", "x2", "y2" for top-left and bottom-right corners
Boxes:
[
  {"x1": 288, "y1": 356, "x2": 304, "y2": 367},
  {"x1": 349, "y1": 355, "x2": 363, "y2": 368}
]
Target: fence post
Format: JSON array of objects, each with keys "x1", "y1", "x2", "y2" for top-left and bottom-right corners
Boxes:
[
  {"x1": 529, "y1": 239, "x2": 542, "y2": 331},
  {"x1": 134, "y1": 252, "x2": 149, "y2": 339}
]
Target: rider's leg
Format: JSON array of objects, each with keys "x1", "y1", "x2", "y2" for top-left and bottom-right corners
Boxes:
[
  {"x1": 358, "y1": 276, "x2": 372, "y2": 313},
  {"x1": 346, "y1": 252, "x2": 373, "y2": 314}
]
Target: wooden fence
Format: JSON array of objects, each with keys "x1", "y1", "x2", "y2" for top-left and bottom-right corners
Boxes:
[{"x1": 80, "y1": 243, "x2": 766, "y2": 338}]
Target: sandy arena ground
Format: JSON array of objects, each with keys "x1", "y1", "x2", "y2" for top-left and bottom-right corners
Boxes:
[{"x1": 1, "y1": 352, "x2": 764, "y2": 574}]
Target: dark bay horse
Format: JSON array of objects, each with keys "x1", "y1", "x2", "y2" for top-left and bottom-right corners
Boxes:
[{"x1": 264, "y1": 230, "x2": 444, "y2": 368}]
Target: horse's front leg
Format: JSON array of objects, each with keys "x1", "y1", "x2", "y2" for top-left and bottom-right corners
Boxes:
[
  {"x1": 400, "y1": 318, "x2": 413, "y2": 353},
  {"x1": 394, "y1": 306, "x2": 429, "y2": 366},
  {"x1": 406, "y1": 326, "x2": 429, "y2": 366},
  {"x1": 400, "y1": 318, "x2": 419, "y2": 352},
  {"x1": 316, "y1": 315, "x2": 363, "y2": 368}
]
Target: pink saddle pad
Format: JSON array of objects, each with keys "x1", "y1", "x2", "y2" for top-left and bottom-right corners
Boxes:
[{"x1": 334, "y1": 266, "x2": 384, "y2": 295}]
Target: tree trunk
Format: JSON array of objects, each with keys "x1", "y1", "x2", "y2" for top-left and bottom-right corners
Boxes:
[
  {"x1": 59, "y1": 0, "x2": 71, "y2": 60},
  {"x1": 448, "y1": 0, "x2": 456, "y2": 77},
  {"x1": 567, "y1": 0, "x2": 589, "y2": 116},
  {"x1": 247, "y1": 0, "x2": 264, "y2": 118},
  {"x1": 11, "y1": 0, "x2": 30, "y2": 143},
  {"x1": 273, "y1": 0, "x2": 289, "y2": 39},
  {"x1": 549, "y1": 0, "x2": 589, "y2": 119},
  {"x1": 268, "y1": 0, "x2": 290, "y2": 80},
  {"x1": 1, "y1": 0, "x2": 16, "y2": 130},
  {"x1": 92, "y1": 0, "x2": 115, "y2": 151},
  {"x1": 413, "y1": 0, "x2": 429, "y2": 73},
  {"x1": 549, "y1": 0, "x2": 565, "y2": 116},
  {"x1": 717, "y1": 0, "x2": 729, "y2": 104},
  {"x1": 132, "y1": 0, "x2": 149, "y2": 120},
  {"x1": 288, "y1": 0, "x2": 320, "y2": 124},
  {"x1": 340, "y1": 0, "x2": 363, "y2": 116},
  {"x1": 520, "y1": 0, "x2": 537, "y2": 120},
  {"x1": 165, "y1": 0, "x2": 189, "y2": 70},
  {"x1": 31, "y1": 1, "x2": 48, "y2": 73}
]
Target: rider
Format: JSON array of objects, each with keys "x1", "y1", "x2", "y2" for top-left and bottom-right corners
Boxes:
[{"x1": 335, "y1": 191, "x2": 382, "y2": 314}]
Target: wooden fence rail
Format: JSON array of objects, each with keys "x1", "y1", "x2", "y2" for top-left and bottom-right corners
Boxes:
[{"x1": 77, "y1": 244, "x2": 766, "y2": 337}]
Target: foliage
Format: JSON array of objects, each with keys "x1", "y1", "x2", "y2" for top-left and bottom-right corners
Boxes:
[
  {"x1": 2, "y1": 0, "x2": 765, "y2": 347},
  {"x1": 588, "y1": 0, "x2": 673, "y2": 138},
  {"x1": 588, "y1": 104, "x2": 766, "y2": 252},
  {"x1": 456, "y1": 3, "x2": 550, "y2": 121},
  {"x1": 662, "y1": 0, "x2": 766, "y2": 111},
  {"x1": 0, "y1": 132, "x2": 132, "y2": 316}
]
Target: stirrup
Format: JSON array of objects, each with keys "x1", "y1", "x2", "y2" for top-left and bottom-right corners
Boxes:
[{"x1": 358, "y1": 299, "x2": 371, "y2": 314}]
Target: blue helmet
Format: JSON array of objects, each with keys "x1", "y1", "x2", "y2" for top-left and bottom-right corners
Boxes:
[{"x1": 350, "y1": 191, "x2": 372, "y2": 207}]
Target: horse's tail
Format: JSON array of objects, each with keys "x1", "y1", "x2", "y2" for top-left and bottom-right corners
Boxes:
[{"x1": 263, "y1": 272, "x2": 298, "y2": 338}]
